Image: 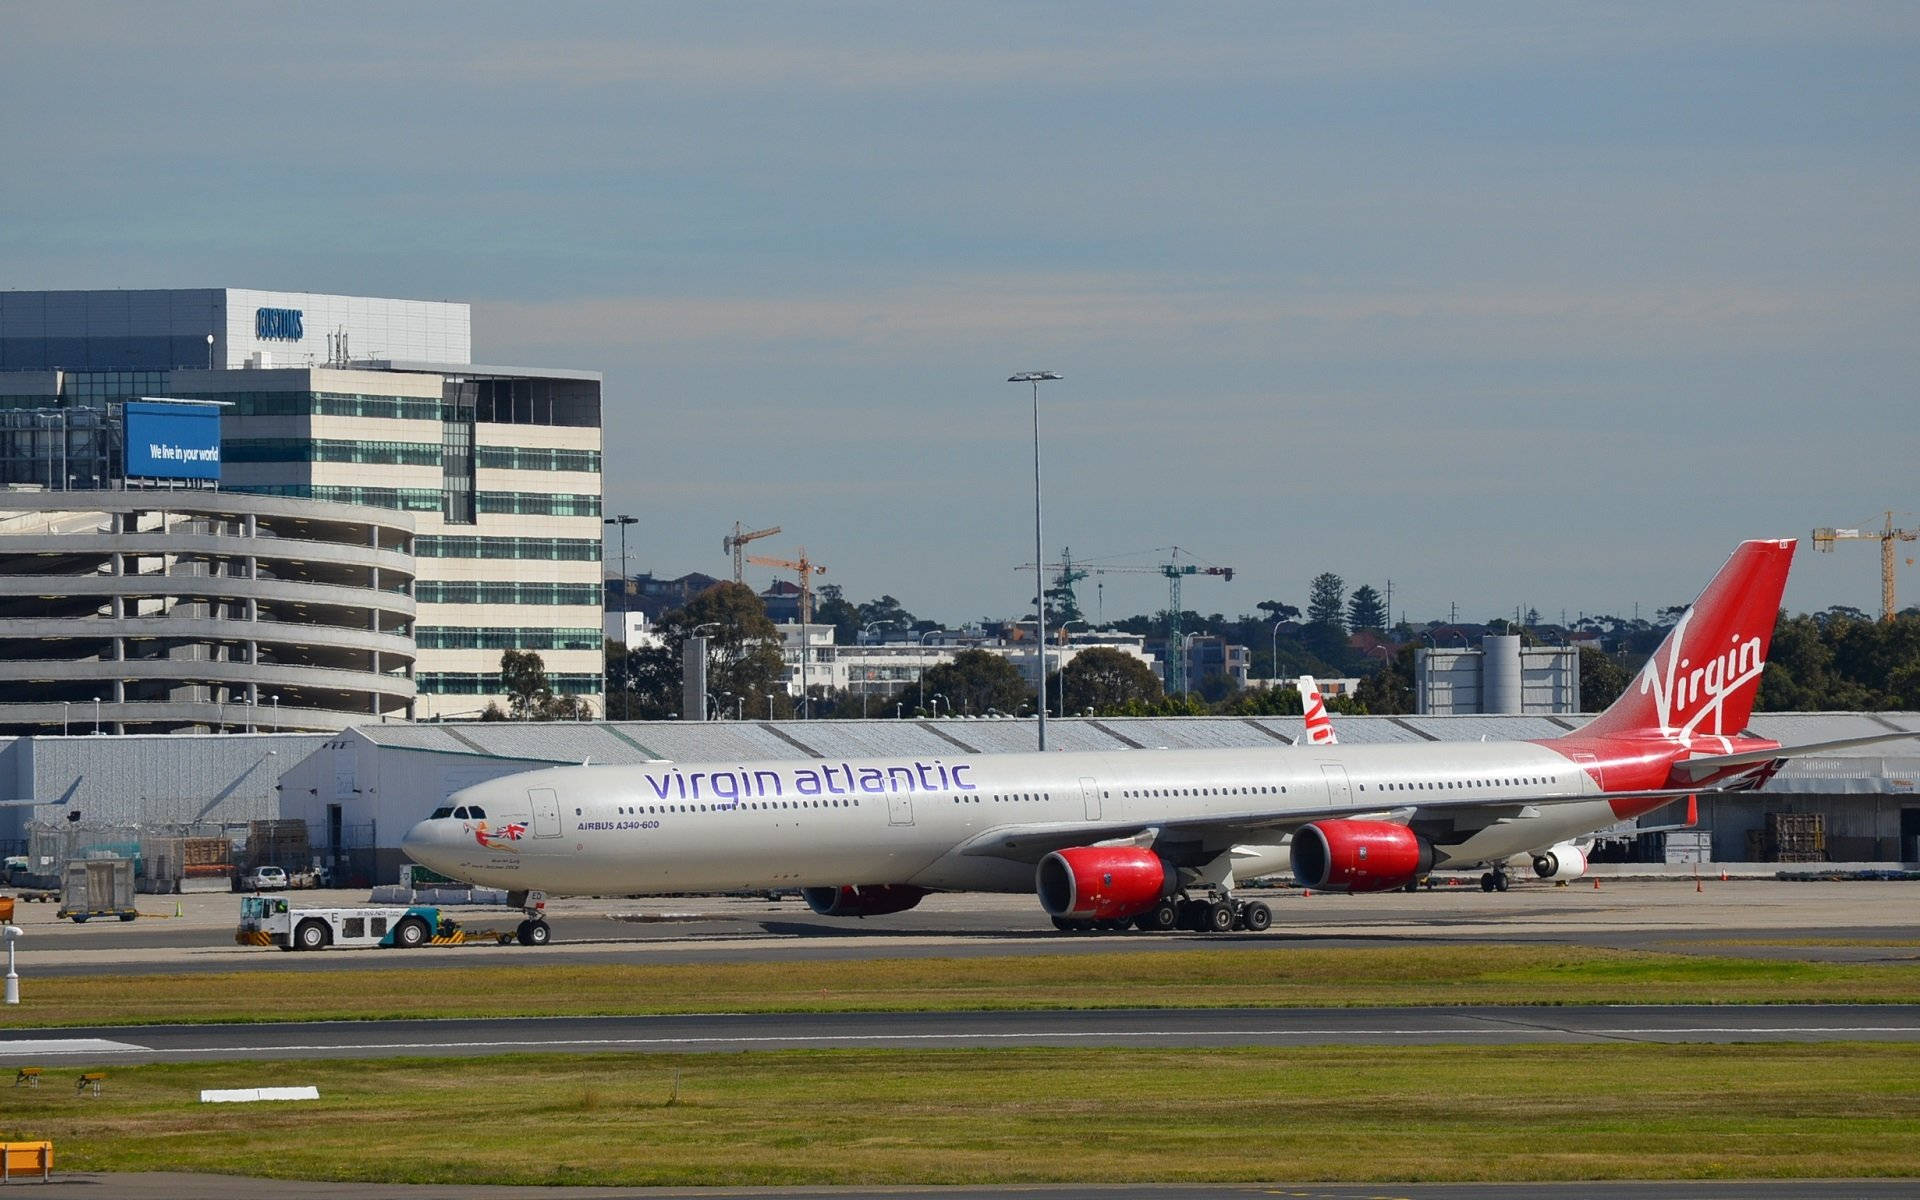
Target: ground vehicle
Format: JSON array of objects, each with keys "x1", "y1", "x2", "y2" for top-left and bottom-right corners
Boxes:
[
  {"x1": 57, "y1": 859, "x2": 137, "y2": 923},
  {"x1": 239, "y1": 865, "x2": 288, "y2": 891},
  {"x1": 235, "y1": 898, "x2": 536, "y2": 950}
]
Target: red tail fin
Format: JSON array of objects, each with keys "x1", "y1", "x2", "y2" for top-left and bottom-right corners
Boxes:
[{"x1": 1578, "y1": 539, "x2": 1795, "y2": 740}]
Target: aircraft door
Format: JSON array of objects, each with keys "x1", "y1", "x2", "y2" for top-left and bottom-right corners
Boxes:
[
  {"x1": 888, "y1": 793, "x2": 914, "y2": 826},
  {"x1": 1080, "y1": 776, "x2": 1101, "y2": 820},
  {"x1": 528, "y1": 788, "x2": 562, "y2": 838},
  {"x1": 1569, "y1": 752, "x2": 1604, "y2": 791},
  {"x1": 1320, "y1": 764, "x2": 1353, "y2": 807}
]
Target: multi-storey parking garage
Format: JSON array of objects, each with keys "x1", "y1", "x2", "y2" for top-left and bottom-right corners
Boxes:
[{"x1": 0, "y1": 490, "x2": 415, "y2": 734}]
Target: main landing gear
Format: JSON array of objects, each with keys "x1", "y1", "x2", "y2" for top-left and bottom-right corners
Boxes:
[
  {"x1": 1479, "y1": 867, "x2": 1511, "y2": 893},
  {"x1": 1051, "y1": 893, "x2": 1273, "y2": 935}
]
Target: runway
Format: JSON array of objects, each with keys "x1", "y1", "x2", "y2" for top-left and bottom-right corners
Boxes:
[
  {"x1": 5, "y1": 1004, "x2": 1918, "y2": 1065},
  {"x1": 8, "y1": 879, "x2": 1919, "y2": 977}
]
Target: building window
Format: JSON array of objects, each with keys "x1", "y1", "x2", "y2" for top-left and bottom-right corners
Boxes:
[{"x1": 413, "y1": 536, "x2": 602, "y2": 562}]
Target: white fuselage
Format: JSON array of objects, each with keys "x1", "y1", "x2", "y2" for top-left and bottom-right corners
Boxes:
[{"x1": 401, "y1": 741, "x2": 1627, "y2": 897}]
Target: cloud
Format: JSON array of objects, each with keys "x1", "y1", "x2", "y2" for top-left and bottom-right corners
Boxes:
[{"x1": 479, "y1": 275, "x2": 1917, "y2": 366}]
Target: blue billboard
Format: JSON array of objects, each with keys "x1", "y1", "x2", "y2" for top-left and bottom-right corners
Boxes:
[{"x1": 124, "y1": 400, "x2": 223, "y2": 481}]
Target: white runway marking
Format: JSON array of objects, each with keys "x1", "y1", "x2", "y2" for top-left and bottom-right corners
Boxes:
[{"x1": 0, "y1": 1038, "x2": 148, "y2": 1056}]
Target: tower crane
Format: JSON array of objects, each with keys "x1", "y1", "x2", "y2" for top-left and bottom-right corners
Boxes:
[
  {"x1": 723, "y1": 522, "x2": 782, "y2": 585},
  {"x1": 745, "y1": 548, "x2": 827, "y2": 718},
  {"x1": 1812, "y1": 512, "x2": 1918, "y2": 621},
  {"x1": 1017, "y1": 547, "x2": 1235, "y2": 694}
]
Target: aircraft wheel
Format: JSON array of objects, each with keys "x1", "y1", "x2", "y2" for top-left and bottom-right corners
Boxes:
[
  {"x1": 1205, "y1": 902, "x2": 1236, "y2": 933},
  {"x1": 1493, "y1": 872, "x2": 1511, "y2": 893},
  {"x1": 1402, "y1": 878, "x2": 1420, "y2": 893},
  {"x1": 523, "y1": 920, "x2": 552, "y2": 946},
  {"x1": 1480, "y1": 873, "x2": 1496, "y2": 892},
  {"x1": 1242, "y1": 901, "x2": 1273, "y2": 932},
  {"x1": 393, "y1": 916, "x2": 429, "y2": 948},
  {"x1": 1145, "y1": 900, "x2": 1179, "y2": 932},
  {"x1": 1052, "y1": 916, "x2": 1093, "y2": 933}
]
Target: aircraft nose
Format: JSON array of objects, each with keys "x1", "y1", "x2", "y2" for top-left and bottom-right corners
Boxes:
[{"x1": 400, "y1": 818, "x2": 446, "y2": 868}]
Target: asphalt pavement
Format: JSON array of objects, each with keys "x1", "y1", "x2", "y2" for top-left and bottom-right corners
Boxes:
[{"x1": 5, "y1": 1004, "x2": 1919, "y2": 1064}]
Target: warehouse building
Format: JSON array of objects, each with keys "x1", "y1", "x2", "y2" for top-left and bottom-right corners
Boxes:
[{"x1": 0, "y1": 288, "x2": 604, "y2": 725}]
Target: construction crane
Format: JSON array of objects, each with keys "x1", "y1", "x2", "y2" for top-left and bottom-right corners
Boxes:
[
  {"x1": 1813, "y1": 512, "x2": 1918, "y2": 621},
  {"x1": 1017, "y1": 547, "x2": 1234, "y2": 694},
  {"x1": 722, "y1": 522, "x2": 782, "y2": 585},
  {"x1": 745, "y1": 548, "x2": 827, "y2": 718}
]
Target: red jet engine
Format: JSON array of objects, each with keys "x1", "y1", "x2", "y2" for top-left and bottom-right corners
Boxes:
[
  {"x1": 1036, "y1": 846, "x2": 1171, "y2": 921},
  {"x1": 1291, "y1": 820, "x2": 1433, "y2": 893},
  {"x1": 801, "y1": 884, "x2": 930, "y2": 917}
]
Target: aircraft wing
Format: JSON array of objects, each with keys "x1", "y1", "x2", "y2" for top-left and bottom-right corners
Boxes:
[
  {"x1": 1670, "y1": 730, "x2": 1920, "y2": 780},
  {"x1": 955, "y1": 785, "x2": 1716, "y2": 865}
]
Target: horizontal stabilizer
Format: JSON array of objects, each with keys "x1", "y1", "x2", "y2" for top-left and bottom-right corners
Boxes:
[{"x1": 1671, "y1": 730, "x2": 1920, "y2": 778}]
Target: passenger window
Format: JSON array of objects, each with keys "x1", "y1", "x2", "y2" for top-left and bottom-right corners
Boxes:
[{"x1": 371, "y1": 918, "x2": 388, "y2": 936}]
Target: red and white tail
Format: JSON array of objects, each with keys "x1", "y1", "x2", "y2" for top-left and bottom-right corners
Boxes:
[
  {"x1": 1578, "y1": 539, "x2": 1795, "y2": 741},
  {"x1": 1298, "y1": 675, "x2": 1337, "y2": 745}
]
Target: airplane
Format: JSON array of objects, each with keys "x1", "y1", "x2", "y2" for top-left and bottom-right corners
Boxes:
[{"x1": 403, "y1": 539, "x2": 1917, "y2": 943}]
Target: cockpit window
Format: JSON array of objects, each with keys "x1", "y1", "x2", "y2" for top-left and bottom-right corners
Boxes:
[
  {"x1": 430, "y1": 806, "x2": 453, "y2": 819},
  {"x1": 467, "y1": 806, "x2": 485, "y2": 819},
  {"x1": 453, "y1": 806, "x2": 471, "y2": 819}
]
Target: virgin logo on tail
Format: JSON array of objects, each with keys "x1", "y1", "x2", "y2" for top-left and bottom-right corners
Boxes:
[
  {"x1": 1298, "y1": 675, "x2": 1337, "y2": 746},
  {"x1": 1636, "y1": 610, "x2": 1766, "y2": 738}
]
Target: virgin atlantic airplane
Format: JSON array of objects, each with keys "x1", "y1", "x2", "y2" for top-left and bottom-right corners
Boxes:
[{"x1": 402, "y1": 539, "x2": 1914, "y2": 945}]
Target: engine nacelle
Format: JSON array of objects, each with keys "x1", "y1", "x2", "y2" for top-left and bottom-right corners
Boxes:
[
  {"x1": 801, "y1": 884, "x2": 930, "y2": 917},
  {"x1": 1531, "y1": 842, "x2": 1588, "y2": 881},
  {"x1": 1291, "y1": 819, "x2": 1433, "y2": 893},
  {"x1": 1036, "y1": 846, "x2": 1171, "y2": 921}
]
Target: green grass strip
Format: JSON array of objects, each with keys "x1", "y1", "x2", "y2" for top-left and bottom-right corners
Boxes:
[
  {"x1": 4, "y1": 1045, "x2": 1917, "y2": 1185},
  {"x1": 6, "y1": 945, "x2": 1918, "y2": 1028}
]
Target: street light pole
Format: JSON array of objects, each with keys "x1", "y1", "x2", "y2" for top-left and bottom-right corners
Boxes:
[
  {"x1": 604, "y1": 515, "x2": 637, "y2": 719},
  {"x1": 1008, "y1": 371, "x2": 1061, "y2": 749}
]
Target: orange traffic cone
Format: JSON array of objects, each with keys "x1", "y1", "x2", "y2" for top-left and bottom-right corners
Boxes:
[
  {"x1": 1592, "y1": 877, "x2": 1601, "y2": 890},
  {"x1": 1302, "y1": 889, "x2": 1312, "y2": 898},
  {"x1": 1696, "y1": 878, "x2": 1703, "y2": 893}
]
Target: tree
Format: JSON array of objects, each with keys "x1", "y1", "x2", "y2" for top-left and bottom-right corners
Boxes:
[
  {"x1": 659, "y1": 582, "x2": 790, "y2": 720},
  {"x1": 914, "y1": 649, "x2": 1032, "y2": 716},
  {"x1": 1306, "y1": 573, "x2": 1346, "y2": 632},
  {"x1": 813, "y1": 583, "x2": 862, "y2": 645},
  {"x1": 496, "y1": 649, "x2": 594, "y2": 721},
  {"x1": 500, "y1": 649, "x2": 552, "y2": 720},
  {"x1": 857, "y1": 594, "x2": 917, "y2": 632},
  {"x1": 1352, "y1": 643, "x2": 1415, "y2": 715},
  {"x1": 1346, "y1": 584, "x2": 1386, "y2": 633},
  {"x1": 1256, "y1": 599, "x2": 1301, "y2": 623},
  {"x1": 1059, "y1": 647, "x2": 1163, "y2": 713},
  {"x1": 1578, "y1": 644, "x2": 1629, "y2": 713}
]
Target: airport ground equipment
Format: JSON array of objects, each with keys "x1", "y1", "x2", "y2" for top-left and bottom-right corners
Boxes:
[
  {"x1": 56, "y1": 859, "x2": 136, "y2": 923},
  {"x1": 235, "y1": 897, "x2": 541, "y2": 950},
  {"x1": 0, "y1": 1140, "x2": 53, "y2": 1181}
]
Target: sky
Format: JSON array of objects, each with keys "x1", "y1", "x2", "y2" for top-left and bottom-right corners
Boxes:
[{"x1": 3, "y1": 3, "x2": 1916, "y2": 629}]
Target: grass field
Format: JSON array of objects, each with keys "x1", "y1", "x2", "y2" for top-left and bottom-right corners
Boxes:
[
  {"x1": 5, "y1": 945, "x2": 1918, "y2": 1028},
  {"x1": 3, "y1": 1045, "x2": 1916, "y2": 1185}
]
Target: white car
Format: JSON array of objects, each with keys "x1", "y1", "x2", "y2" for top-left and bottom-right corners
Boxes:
[{"x1": 241, "y1": 866, "x2": 288, "y2": 892}]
